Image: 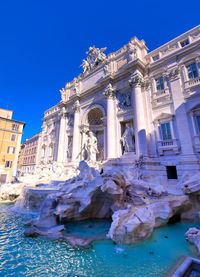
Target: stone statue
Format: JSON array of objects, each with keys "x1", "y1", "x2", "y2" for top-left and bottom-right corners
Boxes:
[
  {"x1": 66, "y1": 113, "x2": 74, "y2": 127},
  {"x1": 67, "y1": 137, "x2": 73, "y2": 159},
  {"x1": 73, "y1": 78, "x2": 80, "y2": 94},
  {"x1": 59, "y1": 88, "x2": 66, "y2": 101},
  {"x1": 117, "y1": 91, "x2": 131, "y2": 110},
  {"x1": 81, "y1": 59, "x2": 90, "y2": 73},
  {"x1": 103, "y1": 63, "x2": 110, "y2": 75},
  {"x1": 127, "y1": 42, "x2": 137, "y2": 61},
  {"x1": 121, "y1": 123, "x2": 135, "y2": 153},
  {"x1": 86, "y1": 131, "x2": 99, "y2": 162},
  {"x1": 82, "y1": 46, "x2": 107, "y2": 73}
]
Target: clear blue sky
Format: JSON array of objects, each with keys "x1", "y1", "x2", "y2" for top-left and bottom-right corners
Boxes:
[{"x1": 0, "y1": 0, "x2": 199, "y2": 142}]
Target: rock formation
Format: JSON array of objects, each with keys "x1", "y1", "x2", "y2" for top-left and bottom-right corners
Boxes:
[
  {"x1": 21, "y1": 161, "x2": 200, "y2": 248},
  {"x1": 185, "y1": 228, "x2": 200, "y2": 255}
]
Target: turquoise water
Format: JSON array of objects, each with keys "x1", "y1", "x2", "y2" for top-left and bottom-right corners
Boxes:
[{"x1": 0, "y1": 203, "x2": 199, "y2": 277}]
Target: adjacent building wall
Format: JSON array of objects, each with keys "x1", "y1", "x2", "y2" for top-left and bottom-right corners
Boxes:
[{"x1": 0, "y1": 109, "x2": 25, "y2": 183}]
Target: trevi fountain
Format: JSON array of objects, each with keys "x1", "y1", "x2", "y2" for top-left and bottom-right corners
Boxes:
[{"x1": 1, "y1": 25, "x2": 200, "y2": 276}]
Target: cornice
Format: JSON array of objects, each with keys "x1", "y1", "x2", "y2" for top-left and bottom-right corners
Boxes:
[
  {"x1": 147, "y1": 25, "x2": 200, "y2": 57},
  {"x1": 0, "y1": 127, "x2": 23, "y2": 135},
  {"x1": 148, "y1": 40, "x2": 200, "y2": 71},
  {"x1": 0, "y1": 116, "x2": 25, "y2": 126}
]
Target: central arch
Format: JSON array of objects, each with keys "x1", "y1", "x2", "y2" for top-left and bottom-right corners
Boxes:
[{"x1": 81, "y1": 104, "x2": 106, "y2": 161}]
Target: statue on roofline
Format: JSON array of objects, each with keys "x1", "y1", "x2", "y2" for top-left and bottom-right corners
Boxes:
[{"x1": 81, "y1": 46, "x2": 107, "y2": 74}]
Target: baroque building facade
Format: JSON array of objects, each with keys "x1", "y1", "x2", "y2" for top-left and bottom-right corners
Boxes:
[{"x1": 38, "y1": 25, "x2": 200, "y2": 181}]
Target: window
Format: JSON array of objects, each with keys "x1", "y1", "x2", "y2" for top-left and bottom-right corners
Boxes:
[
  {"x1": 186, "y1": 63, "x2": 198, "y2": 79},
  {"x1": 161, "y1": 122, "x2": 172, "y2": 140},
  {"x1": 196, "y1": 116, "x2": 200, "y2": 132},
  {"x1": 5, "y1": 160, "x2": 12, "y2": 168},
  {"x1": 153, "y1": 54, "x2": 159, "y2": 61},
  {"x1": 155, "y1": 77, "x2": 164, "y2": 91},
  {"x1": 180, "y1": 39, "x2": 189, "y2": 48},
  {"x1": 11, "y1": 134, "x2": 16, "y2": 141},
  {"x1": 166, "y1": 166, "x2": 178, "y2": 179},
  {"x1": 12, "y1": 124, "x2": 19, "y2": 131},
  {"x1": 7, "y1": 146, "x2": 15, "y2": 154}
]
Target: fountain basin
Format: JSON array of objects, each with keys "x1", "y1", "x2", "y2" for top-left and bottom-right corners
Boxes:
[{"x1": 1, "y1": 203, "x2": 200, "y2": 277}]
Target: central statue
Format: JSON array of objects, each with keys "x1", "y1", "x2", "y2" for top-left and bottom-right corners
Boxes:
[{"x1": 86, "y1": 131, "x2": 99, "y2": 162}]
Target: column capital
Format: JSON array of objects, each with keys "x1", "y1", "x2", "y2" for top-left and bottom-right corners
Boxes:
[
  {"x1": 59, "y1": 106, "x2": 67, "y2": 119},
  {"x1": 129, "y1": 72, "x2": 145, "y2": 88},
  {"x1": 72, "y1": 99, "x2": 80, "y2": 113},
  {"x1": 103, "y1": 83, "x2": 116, "y2": 99}
]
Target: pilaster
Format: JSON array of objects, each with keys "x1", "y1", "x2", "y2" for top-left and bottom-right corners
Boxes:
[{"x1": 168, "y1": 67, "x2": 194, "y2": 156}]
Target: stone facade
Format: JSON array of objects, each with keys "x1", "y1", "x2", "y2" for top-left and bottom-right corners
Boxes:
[
  {"x1": 38, "y1": 25, "x2": 200, "y2": 182},
  {"x1": 19, "y1": 132, "x2": 42, "y2": 175}
]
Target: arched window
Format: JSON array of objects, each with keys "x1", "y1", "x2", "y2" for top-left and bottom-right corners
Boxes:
[{"x1": 87, "y1": 108, "x2": 103, "y2": 125}]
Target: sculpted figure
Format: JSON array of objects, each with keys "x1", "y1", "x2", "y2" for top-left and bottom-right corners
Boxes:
[
  {"x1": 82, "y1": 46, "x2": 107, "y2": 73},
  {"x1": 96, "y1": 48, "x2": 106, "y2": 64},
  {"x1": 67, "y1": 137, "x2": 73, "y2": 159},
  {"x1": 81, "y1": 59, "x2": 90, "y2": 73},
  {"x1": 73, "y1": 78, "x2": 80, "y2": 94},
  {"x1": 128, "y1": 42, "x2": 137, "y2": 61},
  {"x1": 121, "y1": 123, "x2": 135, "y2": 153},
  {"x1": 59, "y1": 88, "x2": 66, "y2": 101},
  {"x1": 103, "y1": 63, "x2": 109, "y2": 75},
  {"x1": 86, "y1": 131, "x2": 99, "y2": 162},
  {"x1": 118, "y1": 92, "x2": 131, "y2": 109}
]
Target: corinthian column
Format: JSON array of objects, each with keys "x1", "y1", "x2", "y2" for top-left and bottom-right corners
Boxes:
[
  {"x1": 57, "y1": 107, "x2": 66, "y2": 162},
  {"x1": 103, "y1": 83, "x2": 117, "y2": 159},
  {"x1": 72, "y1": 100, "x2": 81, "y2": 161},
  {"x1": 129, "y1": 71, "x2": 147, "y2": 157}
]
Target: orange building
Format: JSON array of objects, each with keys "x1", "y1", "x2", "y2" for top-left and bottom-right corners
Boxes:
[{"x1": 0, "y1": 108, "x2": 25, "y2": 183}]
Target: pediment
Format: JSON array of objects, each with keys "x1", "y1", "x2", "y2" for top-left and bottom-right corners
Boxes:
[
  {"x1": 179, "y1": 51, "x2": 199, "y2": 64},
  {"x1": 153, "y1": 112, "x2": 174, "y2": 122}
]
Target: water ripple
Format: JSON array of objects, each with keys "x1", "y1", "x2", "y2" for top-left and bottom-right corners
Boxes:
[{"x1": 0, "y1": 203, "x2": 199, "y2": 276}]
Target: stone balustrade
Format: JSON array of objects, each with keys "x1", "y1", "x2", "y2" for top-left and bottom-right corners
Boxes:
[
  {"x1": 184, "y1": 77, "x2": 200, "y2": 90},
  {"x1": 157, "y1": 139, "x2": 180, "y2": 155},
  {"x1": 44, "y1": 106, "x2": 60, "y2": 118},
  {"x1": 146, "y1": 26, "x2": 200, "y2": 64}
]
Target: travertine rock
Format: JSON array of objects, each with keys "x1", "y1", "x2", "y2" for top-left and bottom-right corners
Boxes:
[
  {"x1": 182, "y1": 173, "x2": 200, "y2": 195},
  {"x1": 185, "y1": 227, "x2": 200, "y2": 255},
  {"x1": 24, "y1": 225, "x2": 64, "y2": 239},
  {"x1": 108, "y1": 206, "x2": 155, "y2": 244},
  {"x1": 35, "y1": 195, "x2": 58, "y2": 228},
  {"x1": 108, "y1": 195, "x2": 189, "y2": 244},
  {"x1": 16, "y1": 161, "x2": 198, "y2": 246},
  {"x1": 13, "y1": 187, "x2": 58, "y2": 213},
  {"x1": 0, "y1": 182, "x2": 25, "y2": 201}
]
